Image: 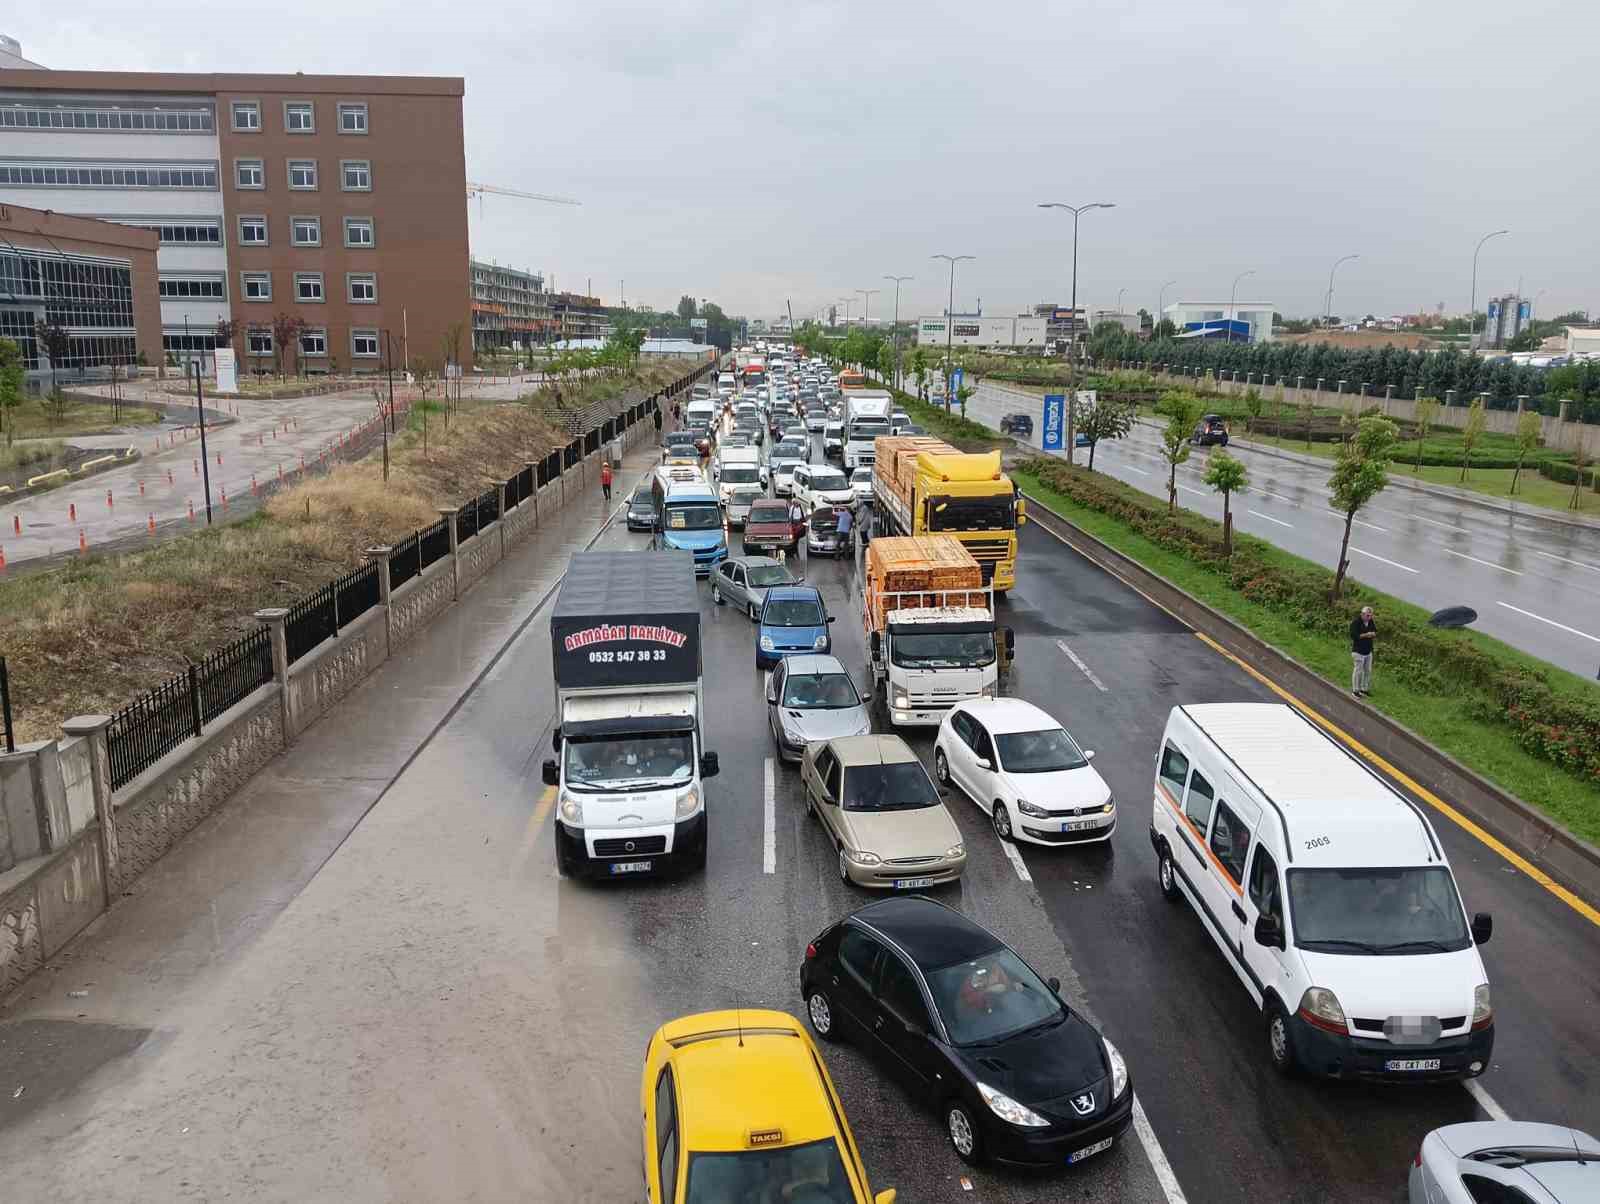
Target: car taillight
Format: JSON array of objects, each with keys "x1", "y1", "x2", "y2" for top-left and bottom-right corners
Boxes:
[
  {"x1": 1414, "y1": 1147, "x2": 1422, "y2": 1167},
  {"x1": 805, "y1": 942, "x2": 817, "y2": 960}
]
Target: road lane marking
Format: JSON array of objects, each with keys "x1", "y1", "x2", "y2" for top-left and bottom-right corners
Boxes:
[
  {"x1": 1497, "y1": 602, "x2": 1600, "y2": 643},
  {"x1": 1349, "y1": 546, "x2": 1418, "y2": 573},
  {"x1": 1255, "y1": 489, "x2": 1297, "y2": 504},
  {"x1": 1465, "y1": 1080, "x2": 1511, "y2": 1123},
  {"x1": 999, "y1": 835, "x2": 1032, "y2": 883},
  {"x1": 1329, "y1": 511, "x2": 1388, "y2": 533},
  {"x1": 1247, "y1": 509, "x2": 1293, "y2": 529},
  {"x1": 512, "y1": 785, "x2": 557, "y2": 879},
  {"x1": 1177, "y1": 484, "x2": 1207, "y2": 497},
  {"x1": 1533, "y1": 549, "x2": 1600, "y2": 574},
  {"x1": 1119, "y1": 464, "x2": 1151, "y2": 475},
  {"x1": 1056, "y1": 639, "x2": 1109, "y2": 692},
  {"x1": 763, "y1": 756, "x2": 777, "y2": 874},
  {"x1": 1410, "y1": 514, "x2": 1472, "y2": 534},
  {"x1": 1193, "y1": 632, "x2": 1600, "y2": 930},
  {"x1": 1443, "y1": 548, "x2": 1522, "y2": 576},
  {"x1": 1133, "y1": 1094, "x2": 1190, "y2": 1204}
]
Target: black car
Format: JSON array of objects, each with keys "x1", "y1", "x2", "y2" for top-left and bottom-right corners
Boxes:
[
  {"x1": 1190, "y1": 414, "x2": 1229, "y2": 446},
  {"x1": 800, "y1": 896, "x2": 1132, "y2": 1169},
  {"x1": 625, "y1": 483, "x2": 656, "y2": 531},
  {"x1": 1000, "y1": 413, "x2": 1033, "y2": 436},
  {"x1": 662, "y1": 432, "x2": 700, "y2": 461}
]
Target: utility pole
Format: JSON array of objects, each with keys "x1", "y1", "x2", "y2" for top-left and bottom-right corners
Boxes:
[
  {"x1": 185, "y1": 315, "x2": 213, "y2": 525},
  {"x1": 1038, "y1": 201, "x2": 1115, "y2": 463},
  {"x1": 1158, "y1": 279, "x2": 1177, "y2": 335},
  {"x1": 1228, "y1": 269, "x2": 1256, "y2": 343},
  {"x1": 1325, "y1": 254, "x2": 1359, "y2": 328},
  {"x1": 856, "y1": 288, "x2": 879, "y2": 326},
  {"x1": 884, "y1": 274, "x2": 912, "y2": 390},
  {"x1": 931, "y1": 255, "x2": 974, "y2": 410},
  {"x1": 1470, "y1": 229, "x2": 1509, "y2": 350},
  {"x1": 385, "y1": 329, "x2": 397, "y2": 435}
]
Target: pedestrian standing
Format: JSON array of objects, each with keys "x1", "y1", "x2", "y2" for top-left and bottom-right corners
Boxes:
[
  {"x1": 652, "y1": 399, "x2": 663, "y2": 444},
  {"x1": 1350, "y1": 605, "x2": 1376, "y2": 697},
  {"x1": 835, "y1": 504, "x2": 853, "y2": 554},
  {"x1": 600, "y1": 459, "x2": 613, "y2": 503}
]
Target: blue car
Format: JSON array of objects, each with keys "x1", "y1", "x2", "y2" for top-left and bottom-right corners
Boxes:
[{"x1": 756, "y1": 585, "x2": 833, "y2": 671}]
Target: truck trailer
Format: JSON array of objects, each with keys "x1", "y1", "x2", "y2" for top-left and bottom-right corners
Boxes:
[{"x1": 543, "y1": 550, "x2": 719, "y2": 879}]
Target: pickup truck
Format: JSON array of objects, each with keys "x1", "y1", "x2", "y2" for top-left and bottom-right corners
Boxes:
[{"x1": 741, "y1": 498, "x2": 805, "y2": 558}]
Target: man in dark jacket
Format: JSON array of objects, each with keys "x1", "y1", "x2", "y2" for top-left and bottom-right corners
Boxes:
[
  {"x1": 1350, "y1": 605, "x2": 1376, "y2": 697},
  {"x1": 652, "y1": 399, "x2": 663, "y2": 444}
]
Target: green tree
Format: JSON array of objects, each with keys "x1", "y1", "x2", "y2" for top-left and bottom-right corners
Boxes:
[
  {"x1": 1157, "y1": 392, "x2": 1201, "y2": 513},
  {"x1": 1088, "y1": 320, "x2": 1128, "y2": 365},
  {"x1": 1511, "y1": 408, "x2": 1542, "y2": 495},
  {"x1": 1411, "y1": 395, "x2": 1440, "y2": 473},
  {"x1": 1328, "y1": 416, "x2": 1399, "y2": 598},
  {"x1": 32, "y1": 318, "x2": 70, "y2": 401},
  {"x1": 1153, "y1": 318, "x2": 1177, "y2": 339},
  {"x1": 0, "y1": 336, "x2": 24, "y2": 436},
  {"x1": 875, "y1": 342, "x2": 894, "y2": 384},
  {"x1": 1202, "y1": 449, "x2": 1248, "y2": 556},
  {"x1": 1078, "y1": 399, "x2": 1134, "y2": 471},
  {"x1": 1459, "y1": 398, "x2": 1487, "y2": 481},
  {"x1": 677, "y1": 295, "x2": 697, "y2": 321},
  {"x1": 1241, "y1": 387, "x2": 1264, "y2": 434}
]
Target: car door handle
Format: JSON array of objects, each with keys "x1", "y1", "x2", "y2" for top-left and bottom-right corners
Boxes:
[{"x1": 1231, "y1": 900, "x2": 1246, "y2": 923}]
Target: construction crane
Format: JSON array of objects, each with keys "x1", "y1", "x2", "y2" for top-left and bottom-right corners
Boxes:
[{"x1": 466, "y1": 181, "x2": 581, "y2": 219}]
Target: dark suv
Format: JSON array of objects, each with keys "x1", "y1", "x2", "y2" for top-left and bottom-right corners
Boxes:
[
  {"x1": 1190, "y1": 414, "x2": 1229, "y2": 446},
  {"x1": 1000, "y1": 413, "x2": 1034, "y2": 436}
]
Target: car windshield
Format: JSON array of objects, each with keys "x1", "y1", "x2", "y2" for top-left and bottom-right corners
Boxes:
[
  {"x1": 721, "y1": 466, "x2": 760, "y2": 483},
  {"x1": 891, "y1": 631, "x2": 995, "y2": 669},
  {"x1": 1287, "y1": 867, "x2": 1472, "y2": 953},
  {"x1": 685, "y1": 1138, "x2": 856, "y2": 1204},
  {"x1": 562, "y1": 733, "x2": 693, "y2": 792},
  {"x1": 666, "y1": 504, "x2": 722, "y2": 531},
  {"x1": 666, "y1": 434, "x2": 696, "y2": 447},
  {"x1": 851, "y1": 470, "x2": 872, "y2": 484},
  {"x1": 840, "y1": 761, "x2": 938, "y2": 811},
  {"x1": 764, "y1": 597, "x2": 824, "y2": 627},
  {"x1": 749, "y1": 503, "x2": 790, "y2": 524},
  {"x1": 995, "y1": 727, "x2": 1088, "y2": 773},
  {"x1": 809, "y1": 470, "x2": 848, "y2": 490},
  {"x1": 730, "y1": 489, "x2": 764, "y2": 507},
  {"x1": 928, "y1": 495, "x2": 1016, "y2": 532},
  {"x1": 927, "y1": 947, "x2": 1065, "y2": 1046},
  {"x1": 747, "y1": 564, "x2": 796, "y2": 587},
  {"x1": 782, "y1": 672, "x2": 860, "y2": 709}
]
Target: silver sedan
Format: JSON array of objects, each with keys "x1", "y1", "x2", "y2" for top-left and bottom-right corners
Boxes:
[
  {"x1": 765, "y1": 654, "x2": 871, "y2": 763},
  {"x1": 710, "y1": 555, "x2": 800, "y2": 621},
  {"x1": 1411, "y1": 1122, "x2": 1599, "y2": 1202}
]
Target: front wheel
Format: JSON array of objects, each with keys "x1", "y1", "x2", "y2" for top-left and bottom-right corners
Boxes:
[
  {"x1": 991, "y1": 802, "x2": 1013, "y2": 842},
  {"x1": 945, "y1": 1100, "x2": 985, "y2": 1166},
  {"x1": 1157, "y1": 846, "x2": 1180, "y2": 901},
  {"x1": 1267, "y1": 1002, "x2": 1299, "y2": 1077},
  {"x1": 934, "y1": 748, "x2": 952, "y2": 788},
  {"x1": 711, "y1": 582, "x2": 723, "y2": 605}
]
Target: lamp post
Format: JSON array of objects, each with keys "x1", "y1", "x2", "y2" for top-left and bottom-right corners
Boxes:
[
  {"x1": 184, "y1": 315, "x2": 213, "y2": 524},
  {"x1": 1325, "y1": 254, "x2": 1358, "y2": 329},
  {"x1": 856, "y1": 288, "x2": 879, "y2": 326},
  {"x1": 884, "y1": 274, "x2": 912, "y2": 390},
  {"x1": 1228, "y1": 269, "x2": 1256, "y2": 344},
  {"x1": 1116, "y1": 286, "x2": 1126, "y2": 314},
  {"x1": 1158, "y1": 279, "x2": 1177, "y2": 334},
  {"x1": 1038, "y1": 201, "x2": 1115, "y2": 462},
  {"x1": 931, "y1": 254, "x2": 974, "y2": 412},
  {"x1": 1470, "y1": 229, "x2": 1509, "y2": 349}
]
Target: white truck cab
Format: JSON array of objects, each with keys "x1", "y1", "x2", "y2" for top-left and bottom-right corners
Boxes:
[
  {"x1": 867, "y1": 600, "x2": 1009, "y2": 727},
  {"x1": 713, "y1": 445, "x2": 766, "y2": 505},
  {"x1": 1150, "y1": 703, "x2": 1494, "y2": 1081}
]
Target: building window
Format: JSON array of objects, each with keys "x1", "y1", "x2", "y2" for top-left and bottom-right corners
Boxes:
[
  {"x1": 299, "y1": 328, "x2": 328, "y2": 357},
  {"x1": 238, "y1": 215, "x2": 267, "y2": 246},
  {"x1": 347, "y1": 273, "x2": 377, "y2": 304},
  {"x1": 0, "y1": 104, "x2": 214, "y2": 133},
  {"x1": 235, "y1": 158, "x2": 264, "y2": 189},
  {"x1": 287, "y1": 159, "x2": 317, "y2": 190},
  {"x1": 231, "y1": 102, "x2": 260, "y2": 132},
  {"x1": 0, "y1": 160, "x2": 219, "y2": 189},
  {"x1": 246, "y1": 328, "x2": 273, "y2": 356},
  {"x1": 338, "y1": 103, "x2": 368, "y2": 134},
  {"x1": 149, "y1": 221, "x2": 221, "y2": 245},
  {"x1": 343, "y1": 216, "x2": 375, "y2": 247},
  {"x1": 242, "y1": 272, "x2": 272, "y2": 302},
  {"x1": 290, "y1": 216, "x2": 322, "y2": 247},
  {"x1": 158, "y1": 277, "x2": 226, "y2": 300},
  {"x1": 284, "y1": 102, "x2": 315, "y2": 133},
  {"x1": 295, "y1": 272, "x2": 325, "y2": 302},
  {"x1": 0, "y1": 252, "x2": 135, "y2": 331},
  {"x1": 340, "y1": 160, "x2": 371, "y2": 191},
  {"x1": 352, "y1": 328, "x2": 380, "y2": 358}
]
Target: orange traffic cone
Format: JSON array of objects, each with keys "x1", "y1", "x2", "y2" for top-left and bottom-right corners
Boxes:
[
  {"x1": 68, "y1": 502, "x2": 76, "y2": 522},
  {"x1": 11, "y1": 514, "x2": 19, "y2": 535},
  {"x1": 78, "y1": 529, "x2": 86, "y2": 554},
  {"x1": 147, "y1": 512, "x2": 156, "y2": 536},
  {"x1": 188, "y1": 499, "x2": 195, "y2": 522}
]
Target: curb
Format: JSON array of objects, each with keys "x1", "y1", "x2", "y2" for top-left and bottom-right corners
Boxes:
[{"x1": 1018, "y1": 488, "x2": 1600, "y2": 908}]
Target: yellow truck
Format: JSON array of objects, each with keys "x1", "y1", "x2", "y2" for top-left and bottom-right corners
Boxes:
[{"x1": 870, "y1": 436, "x2": 1024, "y2": 593}]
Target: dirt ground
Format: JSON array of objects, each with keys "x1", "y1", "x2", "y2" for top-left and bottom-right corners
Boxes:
[{"x1": 1279, "y1": 330, "x2": 1440, "y2": 350}]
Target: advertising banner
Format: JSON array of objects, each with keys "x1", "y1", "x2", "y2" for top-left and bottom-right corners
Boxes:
[
  {"x1": 949, "y1": 367, "x2": 963, "y2": 410},
  {"x1": 1042, "y1": 394, "x2": 1065, "y2": 450},
  {"x1": 215, "y1": 348, "x2": 237, "y2": 393}
]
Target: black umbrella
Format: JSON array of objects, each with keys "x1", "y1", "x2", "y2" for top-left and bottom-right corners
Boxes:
[{"x1": 1428, "y1": 606, "x2": 1478, "y2": 629}]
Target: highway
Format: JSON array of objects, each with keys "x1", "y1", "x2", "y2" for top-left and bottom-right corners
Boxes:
[
  {"x1": 1, "y1": 419, "x2": 1597, "y2": 1202},
  {"x1": 969, "y1": 380, "x2": 1600, "y2": 680}
]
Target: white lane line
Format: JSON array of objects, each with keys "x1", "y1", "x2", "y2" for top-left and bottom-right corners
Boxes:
[
  {"x1": 1497, "y1": 602, "x2": 1600, "y2": 644},
  {"x1": 1410, "y1": 514, "x2": 1472, "y2": 534},
  {"x1": 1534, "y1": 549, "x2": 1600, "y2": 574},
  {"x1": 999, "y1": 835, "x2": 1032, "y2": 883},
  {"x1": 1465, "y1": 1079, "x2": 1511, "y2": 1123},
  {"x1": 1443, "y1": 548, "x2": 1523, "y2": 576},
  {"x1": 1133, "y1": 1094, "x2": 1191, "y2": 1204},
  {"x1": 1178, "y1": 484, "x2": 1208, "y2": 497},
  {"x1": 1247, "y1": 509, "x2": 1293, "y2": 529},
  {"x1": 1349, "y1": 546, "x2": 1419, "y2": 573},
  {"x1": 1335, "y1": 512, "x2": 1388, "y2": 533},
  {"x1": 1056, "y1": 639, "x2": 1109, "y2": 692},
  {"x1": 1257, "y1": 489, "x2": 1298, "y2": 505},
  {"x1": 1119, "y1": 464, "x2": 1151, "y2": 475},
  {"x1": 763, "y1": 757, "x2": 777, "y2": 874}
]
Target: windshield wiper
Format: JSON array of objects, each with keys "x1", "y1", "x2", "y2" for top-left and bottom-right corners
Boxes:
[
  {"x1": 1302, "y1": 938, "x2": 1386, "y2": 954},
  {"x1": 1375, "y1": 939, "x2": 1456, "y2": 954}
]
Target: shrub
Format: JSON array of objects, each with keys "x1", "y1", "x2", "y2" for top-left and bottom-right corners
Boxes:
[{"x1": 1539, "y1": 459, "x2": 1598, "y2": 487}]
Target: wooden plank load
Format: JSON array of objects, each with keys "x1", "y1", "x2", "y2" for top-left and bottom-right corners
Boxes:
[
  {"x1": 864, "y1": 535, "x2": 987, "y2": 632},
  {"x1": 873, "y1": 435, "x2": 955, "y2": 509}
]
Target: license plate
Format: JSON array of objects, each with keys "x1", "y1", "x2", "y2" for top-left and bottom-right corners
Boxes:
[
  {"x1": 893, "y1": 877, "x2": 936, "y2": 890},
  {"x1": 1385, "y1": 1058, "x2": 1441, "y2": 1072},
  {"x1": 609, "y1": 860, "x2": 653, "y2": 875},
  {"x1": 1062, "y1": 819, "x2": 1099, "y2": 832},
  {"x1": 1068, "y1": 1137, "x2": 1114, "y2": 1164}
]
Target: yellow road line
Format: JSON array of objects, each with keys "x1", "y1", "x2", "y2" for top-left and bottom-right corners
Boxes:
[
  {"x1": 511, "y1": 785, "x2": 557, "y2": 878},
  {"x1": 1194, "y1": 631, "x2": 1600, "y2": 929}
]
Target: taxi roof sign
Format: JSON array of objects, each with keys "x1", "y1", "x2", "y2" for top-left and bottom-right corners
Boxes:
[{"x1": 748, "y1": 1128, "x2": 785, "y2": 1147}]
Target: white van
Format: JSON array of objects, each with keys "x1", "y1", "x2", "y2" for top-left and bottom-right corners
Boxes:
[
  {"x1": 716, "y1": 372, "x2": 737, "y2": 397},
  {"x1": 685, "y1": 399, "x2": 717, "y2": 431},
  {"x1": 1149, "y1": 703, "x2": 1494, "y2": 1082}
]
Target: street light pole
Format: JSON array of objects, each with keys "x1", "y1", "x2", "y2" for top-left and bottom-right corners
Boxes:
[
  {"x1": 1325, "y1": 254, "x2": 1359, "y2": 328},
  {"x1": 185, "y1": 315, "x2": 213, "y2": 524},
  {"x1": 1470, "y1": 229, "x2": 1509, "y2": 350},
  {"x1": 856, "y1": 288, "x2": 879, "y2": 326},
  {"x1": 1038, "y1": 201, "x2": 1115, "y2": 462},
  {"x1": 1158, "y1": 279, "x2": 1177, "y2": 334},
  {"x1": 931, "y1": 254, "x2": 974, "y2": 411},
  {"x1": 884, "y1": 274, "x2": 912, "y2": 390},
  {"x1": 1228, "y1": 269, "x2": 1256, "y2": 344},
  {"x1": 1116, "y1": 286, "x2": 1126, "y2": 314}
]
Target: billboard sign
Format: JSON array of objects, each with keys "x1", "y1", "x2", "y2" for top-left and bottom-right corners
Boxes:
[
  {"x1": 949, "y1": 367, "x2": 963, "y2": 410},
  {"x1": 952, "y1": 323, "x2": 981, "y2": 338},
  {"x1": 1517, "y1": 301, "x2": 1531, "y2": 322},
  {"x1": 214, "y1": 347, "x2": 237, "y2": 393},
  {"x1": 1042, "y1": 394, "x2": 1065, "y2": 450}
]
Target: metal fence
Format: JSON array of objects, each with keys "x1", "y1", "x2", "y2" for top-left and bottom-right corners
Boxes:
[
  {"x1": 388, "y1": 532, "x2": 420, "y2": 589},
  {"x1": 196, "y1": 627, "x2": 273, "y2": 724},
  {"x1": 285, "y1": 581, "x2": 337, "y2": 665},
  {"x1": 334, "y1": 562, "x2": 380, "y2": 627},
  {"x1": 107, "y1": 668, "x2": 199, "y2": 789},
  {"x1": 419, "y1": 518, "x2": 451, "y2": 569},
  {"x1": 505, "y1": 466, "x2": 534, "y2": 510},
  {"x1": 456, "y1": 496, "x2": 479, "y2": 543}
]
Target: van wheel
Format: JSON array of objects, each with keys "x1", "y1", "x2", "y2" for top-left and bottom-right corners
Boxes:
[
  {"x1": 1157, "y1": 846, "x2": 1180, "y2": 901},
  {"x1": 1267, "y1": 1002, "x2": 1299, "y2": 1076}
]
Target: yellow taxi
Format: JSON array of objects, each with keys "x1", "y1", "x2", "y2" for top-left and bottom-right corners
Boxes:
[{"x1": 641, "y1": 1009, "x2": 895, "y2": 1204}]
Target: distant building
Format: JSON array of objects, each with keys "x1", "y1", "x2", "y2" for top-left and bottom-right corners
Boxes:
[
  {"x1": 1565, "y1": 326, "x2": 1600, "y2": 358},
  {"x1": 0, "y1": 34, "x2": 43, "y2": 70},
  {"x1": 470, "y1": 260, "x2": 547, "y2": 351},
  {"x1": 548, "y1": 292, "x2": 608, "y2": 342},
  {"x1": 1091, "y1": 310, "x2": 1140, "y2": 335},
  {"x1": 1163, "y1": 300, "x2": 1276, "y2": 343},
  {"x1": 1481, "y1": 295, "x2": 1529, "y2": 349}
]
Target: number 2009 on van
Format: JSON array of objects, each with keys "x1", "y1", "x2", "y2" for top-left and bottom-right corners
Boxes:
[{"x1": 1148, "y1": 703, "x2": 1494, "y2": 1082}]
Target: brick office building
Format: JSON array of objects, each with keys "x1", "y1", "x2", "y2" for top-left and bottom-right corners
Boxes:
[{"x1": 0, "y1": 67, "x2": 471, "y2": 376}]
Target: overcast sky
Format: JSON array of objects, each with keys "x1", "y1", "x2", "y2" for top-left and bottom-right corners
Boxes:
[{"x1": 15, "y1": 0, "x2": 1598, "y2": 323}]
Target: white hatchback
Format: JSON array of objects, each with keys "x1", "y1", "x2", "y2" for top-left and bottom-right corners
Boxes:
[{"x1": 933, "y1": 698, "x2": 1115, "y2": 847}]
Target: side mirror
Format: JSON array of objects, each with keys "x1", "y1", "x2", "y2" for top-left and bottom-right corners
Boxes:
[
  {"x1": 1254, "y1": 913, "x2": 1285, "y2": 950},
  {"x1": 551, "y1": 725, "x2": 563, "y2": 752},
  {"x1": 700, "y1": 751, "x2": 720, "y2": 779},
  {"x1": 1084, "y1": 749, "x2": 1096, "y2": 761},
  {"x1": 1046, "y1": 975, "x2": 1061, "y2": 994},
  {"x1": 1471, "y1": 912, "x2": 1493, "y2": 945},
  {"x1": 541, "y1": 759, "x2": 559, "y2": 787},
  {"x1": 1002, "y1": 626, "x2": 1016, "y2": 656},
  {"x1": 826, "y1": 615, "x2": 837, "y2": 624},
  {"x1": 869, "y1": 632, "x2": 881, "y2": 655},
  {"x1": 975, "y1": 757, "x2": 992, "y2": 772}
]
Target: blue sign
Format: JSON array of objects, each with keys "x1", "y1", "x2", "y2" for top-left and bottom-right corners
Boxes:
[
  {"x1": 948, "y1": 367, "x2": 964, "y2": 410},
  {"x1": 1042, "y1": 394, "x2": 1065, "y2": 451},
  {"x1": 1517, "y1": 301, "x2": 1531, "y2": 322}
]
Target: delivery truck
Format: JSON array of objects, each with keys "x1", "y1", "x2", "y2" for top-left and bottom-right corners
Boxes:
[
  {"x1": 843, "y1": 390, "x2": 893, "y2": 471},
  {"x1": 543, "y1": 550, "x2": 719, "y2": 878},
  {"x1": 863, "y1": 535, "x2": 1013, "y2": 727}
]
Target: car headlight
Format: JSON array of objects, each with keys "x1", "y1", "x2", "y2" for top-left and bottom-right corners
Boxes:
[
  {"x1": 558, "y1": 793, "x2": 583, "y2": 826},
  {"x1": 1102, "y1": 799, "x2": 1116, "y2": 814},
  {"x1": 1103, "y1": 1038, "x2": 1129, "y2": 1098},
  {"x1": 1015, "y1": 798, "x2": 1048, "y2": 818},
  {"x1": 975, "y1": 1081, "x2": 1049, "y2": 1128},
  {"x1": 760, "y1": 634, "x2": 775, "y2": 651},
  {"x1": 893, "y1": 690, "x2": 909, "y2": 708},
  {"x1": 1299, "y1": 986, "x2": 1347, "y2": 1033},
  {"x1": 1472, "y1": 983, "x2": 1493, "y2": 1029},
  {"x1": 848, "y1": 849, "x2": 881, "y2": 865},
  {"x1": 812, "y1": 634, "x2": 828, "y2": 650},
  {"x1": 946, "y1": 843, "x2": 965, "y2": 859},
  {"x1": 675, "y1": 787, "x2": 701, "y2": 819}
]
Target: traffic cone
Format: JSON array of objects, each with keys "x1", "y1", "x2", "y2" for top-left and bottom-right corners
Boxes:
[
  {"x1": 188, "y1": 499, "x2": 195, "y2": 522},
  {"x1": 221, "y1": 486, "x2": 228, "y2": 510},
  {"x1": 106, "y1": 490, "x2": 113, "y2": 509},
  {"x1": 139, "y1": 480, "x2": 146, "y2": 497},
  {"x1": 11, "y1": 514, "x2": 19, "y2": 535},
  {"x1": 78, "y1": 529, "x2": 86, "y2": 554},
  {"x1": 68, "y1": 502, "x2": 76, "y2": 522},
  {"x1": 147, "y1": 512, "x2": 156, "y2": 536}
]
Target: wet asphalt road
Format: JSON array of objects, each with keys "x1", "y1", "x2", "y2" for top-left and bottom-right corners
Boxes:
[
  {"x1": 968, "y1": 380, "x2": 1600, "y2": 679},
  {"x1": 1, "y1": 422, "x2": 1596, "y2": 1201}
]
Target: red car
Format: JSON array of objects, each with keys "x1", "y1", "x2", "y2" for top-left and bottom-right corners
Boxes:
[{"x1": 741, "y1": 499, "x2": 805, "y2": 557}]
